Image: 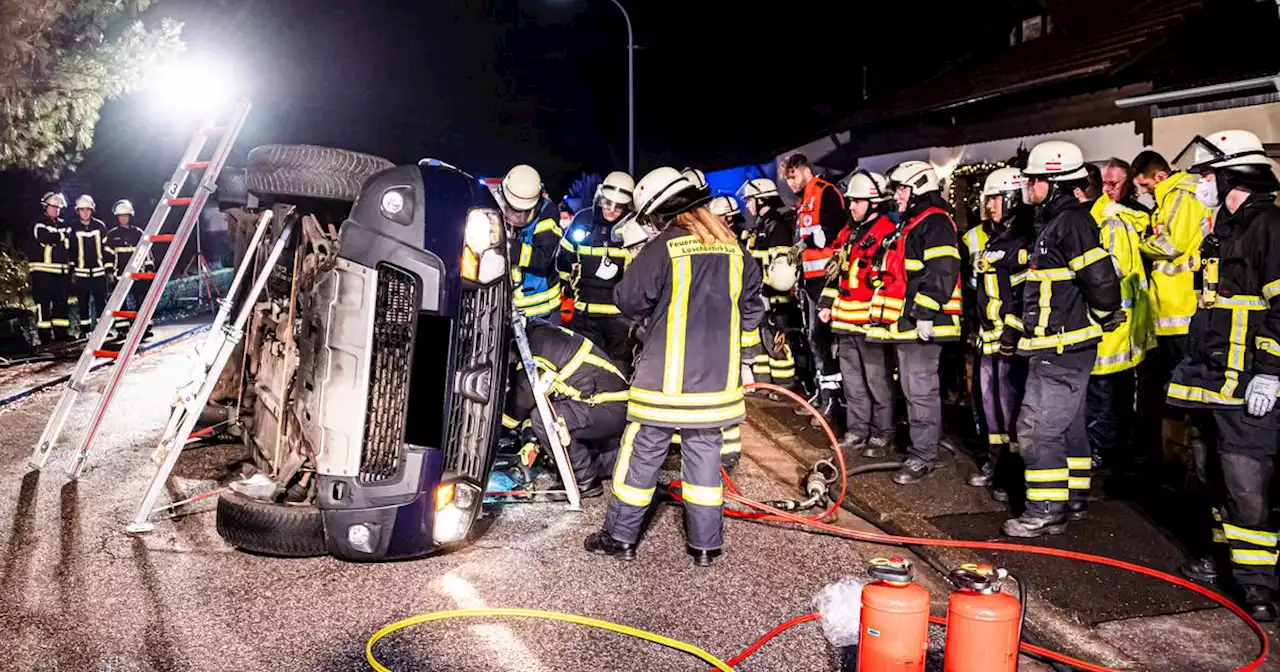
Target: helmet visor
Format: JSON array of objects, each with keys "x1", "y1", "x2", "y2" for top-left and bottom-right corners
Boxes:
[{"x1": 1173, "y1": 135, "x2": 1223, "y2": 173}]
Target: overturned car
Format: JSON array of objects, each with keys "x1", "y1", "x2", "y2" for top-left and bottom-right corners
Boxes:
[{"x1": 209, "y1": 146, "x2": 510, "y2": 560}]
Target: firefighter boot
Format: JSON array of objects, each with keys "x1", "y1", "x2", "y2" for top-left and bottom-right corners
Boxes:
[
  {"x1": 861, "y1": 436, "x2": 894, "y2": 459},
  {"x1": 584, "y1": 531, "x2": 636, "y2": 561},
  {"x1": 968, "y1": 461, "x2": 997, "y2": 487},
  {"x1": 1242, "y1": 585, "x2": 1278, "y2": 622},
  {"x1": 838, "y1": 434, "x2": 866, "y2": 465},
  {"x1": 689, "y1": 546, "x2": 722, "y2": 568},
  {"x1": 892, "y1": 457, "x2": 937, "y2": 485},
  {"x1": 1002, "y1": 502, "x2": 1069, "y2": 538},
  {"x1": 1180, "y1": 556, "x2": 1220, "y2": 587}
]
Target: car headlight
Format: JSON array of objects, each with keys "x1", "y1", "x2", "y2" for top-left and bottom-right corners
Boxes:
[
  {"x1": 433, "y1": 480, "x2": 481, "y2": 544},
  {"x1": 380, "y1": 186, "x2": 415, "y2": 225},
  {"x1": 463, "y1": 208, "x2": 506, "y2": 283}
]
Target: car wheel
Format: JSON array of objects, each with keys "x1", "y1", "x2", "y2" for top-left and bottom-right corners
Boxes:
[
  {"x1": 245, "y1": 144, "x2": 395, "y2": 202},
  {"x1": 215, "y1": 489, "x2": 328, "y2": 558}
]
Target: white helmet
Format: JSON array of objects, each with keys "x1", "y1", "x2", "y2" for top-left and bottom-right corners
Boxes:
[
  {"x1": 598, "y1": 171, "x2": 635, "y2": 205},
  {"x1": 708, "y1": 195, "x2": 741, "y2": 219},
  {"x1": 634, "y1": 166, "x2": 711, "y2": 218},
  {"x1": 681, "y1": 168, "x2": 709, "y2": 191},
  {"x1": 41, "y1": 192, "x2": 67, "y2": 208},
  {"x1": 764, "y1": 255, "x2": 799, "y2": 292},
  {"x1": 112, "y1": 199, "x2": 135, "y2": 216},
  {"x1": 844, "y1": 171, "x2": 891, "y2": 202},
  {"x1": 612, "y1": 213, "x2": 657, "y2": 250},
  {"x1": 1024, "y1": 141, "x2": 1089, "y2": 181},
  {"x1": 501, "y1": 164, "x2": 543, "y2": 211},
  {"x1": 888, "y1": 161, "x2": 940, "y2": 195},
  {"x1": 737, "y1": 177, "x2": 778, "y2": 201},
  {"x1": 75, "y1": 195, "x2": 96, "y2": 211},
  {"x1": 1175, "y1": 130, "x2": 1276, "y2": 172},
  {"x1": 982, "y1": 167, "x2": 1027, "y2": 196}
]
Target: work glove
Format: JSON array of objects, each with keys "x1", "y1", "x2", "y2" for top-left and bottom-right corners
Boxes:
[
  {"x1": 818, "y1": 308, "x2": 832, "y2": 324},
  {"x1": 998, "y1": 326, "x2": 1021, "y2": 357},
  {"x1": 1097, "y1": 310, "x2": 1127, "y2": 333},
  {"x1": 916, "y1": 320, "x2": 934, "y2": 341},
  {"x1": 1245, "y1": 374, "x2": 1279, "y2": 417}
]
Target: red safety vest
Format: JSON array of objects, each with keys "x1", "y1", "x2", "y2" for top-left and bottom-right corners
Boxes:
[
  {"x1": 830, "y1": 214, "x2": 896, "y2": 332},
  {"x1": 796, "y1": 177, "x2": 843, "y2": 279},
  {"x1": 867, "y1": 206, "x2": 961, "y2": 325}
]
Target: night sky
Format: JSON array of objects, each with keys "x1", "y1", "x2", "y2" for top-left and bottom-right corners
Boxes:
[{"x1": 1, "y1": 0, "x2": 1032, "y2": 232}]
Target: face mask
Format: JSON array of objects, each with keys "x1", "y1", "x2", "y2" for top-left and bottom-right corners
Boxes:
[
  {"x1": 1136, "y1": 192, "x2": 1156, "y2": 209},
  {"x1": 1195, "y1": 177, "x2": 1220, "y2": 209}
]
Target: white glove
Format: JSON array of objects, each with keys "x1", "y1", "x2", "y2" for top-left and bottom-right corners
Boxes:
[
  {"x1": 1245, "y1": 374, "x2": 1279, "y2": 417},
  {"x1": 812, "y1": 228, "x2": 827, "y2": 249},
  {"x1": 917, "y1": 320, "x2": 934, "y2": 341}
]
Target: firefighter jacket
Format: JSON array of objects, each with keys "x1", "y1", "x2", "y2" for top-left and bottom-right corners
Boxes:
[
  {"x1": 1168, "y1": 195, "x2": 1280, "y2": 408},
  {"x1": 71, "y1": 218, "x2": 110, "y2": 278},
  {"x1": 26, "y1": 215, "x2": 70, "y2": 274},
  {"x1": 796, "y1": 177, "x2": 846, "y2": 280},
  {"x1": 819, "y1": 213, "x2": 897, "y2": 334},
  {"x1": 962, "y1": 222, "x2": 992, "y2": 289},
  {"x1": 104, "y1": 223, "x2": 154, "y2": 278},
  {"x1": 1140, "y1": 171, "x2": 1211, "y2": 337},
  {"x1": 510, "y1": 201, "x2": 564, "y2": 318},
  {"x1": 614, "y1": 226, "x2": 765, "y2": 429},
  {"x1": 1091, "y1": 195, "x2": 1154, "y2": 374},
  {"x1": 973, "y1": 216, "x2": 1034, "y2": 356},
  {"x1": 556, "y1": 208, "x2": 631, "y2": 315},
  {"x1": 744, "y1": 206, "x2": 797, "y2": 306},
  {"x1": 502, "y1": 324, "x2": 630, "y2": 428},
  {"x1": 1012, "y1": 194, "x2": 1122, "y2": 356},
  {"x1": 865, "y1": 199, "x2": 963, "y2": 343}
]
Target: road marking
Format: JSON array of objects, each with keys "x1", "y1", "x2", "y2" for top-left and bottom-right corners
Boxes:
[{"x1": 437, "y1": 571, "x2": 551, "y2": 672}]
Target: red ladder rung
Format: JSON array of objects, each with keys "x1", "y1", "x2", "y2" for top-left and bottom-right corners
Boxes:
[
  {"x1": 149, "y1": 234, "x2": 175, "y2": 243},
  {"x1": 167, "y1": 197, "x2": 193, "y2": 206},
  {"x1": 184, "y1": 161, "x2": 210, "y2": 170},
  {"x1": 112, "y1": 310, "x2": 138, "y2": 319},
  {"x1": 91, "y1": 349, "x2": 119, "y2": 360},
  {"x1": 132, "y1": 272, "x2": 157, "y2": 280}
]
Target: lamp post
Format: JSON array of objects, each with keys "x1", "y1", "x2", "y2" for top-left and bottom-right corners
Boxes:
[{"x1": 606, "y1": 0, "x2": 635, "y2": 176}]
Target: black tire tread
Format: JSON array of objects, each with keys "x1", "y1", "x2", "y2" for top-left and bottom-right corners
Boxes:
[
  {"x1": 244, "y1": 144, "x2": 394, "y2": 202},
  {"x1": 215, "y1": 489, "x2": 328, "y2": 558}
]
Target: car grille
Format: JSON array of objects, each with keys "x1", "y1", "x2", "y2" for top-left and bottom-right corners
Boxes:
[
  {"x1": 360, "y1": 264, "x2": 418, "y2": 482},
  {"x1": 445, "y1": 282, "x2": 507, "y2": 481}
]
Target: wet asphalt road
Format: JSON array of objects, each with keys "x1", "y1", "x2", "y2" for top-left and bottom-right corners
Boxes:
[{"x1": 0, "y1": 336, "x2": 908, "y2": 672}]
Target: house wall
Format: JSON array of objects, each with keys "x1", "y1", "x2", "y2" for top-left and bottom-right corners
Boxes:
[{"x1": 1151, "y1": 102, "x2": 1280, "y2": 161}]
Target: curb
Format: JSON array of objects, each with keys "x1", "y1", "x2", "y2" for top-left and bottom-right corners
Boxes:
[{"x1": 0, "y1": 323, "x2": 211, "y2": 409}]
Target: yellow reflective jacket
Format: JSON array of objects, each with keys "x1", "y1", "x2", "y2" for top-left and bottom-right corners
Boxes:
[
  {"x1": 1091, "y1": 195, "x2": 1154, "y2": 374},
  {"x1": 1139, "y1": 172, "x2": 1211, "y2": 337}
]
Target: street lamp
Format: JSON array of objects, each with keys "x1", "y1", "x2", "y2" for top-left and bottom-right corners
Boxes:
[{"x1": 608, "y1": 0, "x2": 635, "y2": 177}]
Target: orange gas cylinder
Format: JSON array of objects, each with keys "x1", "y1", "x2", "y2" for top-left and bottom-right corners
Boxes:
[
  {"x1": 943, "y1": 564, "x2": 1022, "y2": 672},
  {"x1": 857, "y1": 557, "x2": 930, "y2": 671}
]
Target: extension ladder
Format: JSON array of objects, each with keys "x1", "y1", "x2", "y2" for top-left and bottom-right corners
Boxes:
[
  {"x1": 511, "y1": 308, "x2": 583, "y2": 511},
  {"x1": 28, "y1": 99, "x2": 252, "y2": 478}
]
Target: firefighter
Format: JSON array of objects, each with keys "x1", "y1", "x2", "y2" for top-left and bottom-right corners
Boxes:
[
  {"x1": 781, "y1": 153, "x2": 847, "y2": 426},
  {"x1": 70, "y1": 195, "x2": 110, "y2": 333},
  {"x1": 1002, "y1": 141, "x2": 1124, "y2": 538},
  {"x1": 502, "y1": 323, "x2": 629, "y2": 497},
  {"x1": 104, "y1": 199, "x2": 155, "y2": 339},
  {"x1": 867, "y1": 161, "x2": 963, "y2": 484},
  {"x1": 818, "y1": 171, "x2": 898, "y2": 459},
  {"x1": 26, "y1": 192, "x2": 72, "y2": 343},
  {"x1": 738, "y1": 177, "x2": 804, "y2": 399},
  {"x1": 709, "y1": 195, "x2": 764, "y2": 386},
  {"x1": 1167, "y1": 130, "x2": 1280, "y2": 621},
  {"x1": 1087, "y1": 160, "x2": 1153, "y2": 471},
  {"x1": 501, "y1": 164, "x2": 564, "y2": 321},
  {"x1": 966, "y1": 168, "x2": 1034, "y2": 499},
  {"x1": 586, "y1": 167, "x2": 764, "y2": 566},
  {"x1": 558, "y1": 171, "x2": 636, "y2": 371}
]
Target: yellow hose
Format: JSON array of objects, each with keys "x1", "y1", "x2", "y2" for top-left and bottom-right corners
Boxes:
[{"x1": 366, "y1": 607, "x2": 735, "y2": 672}]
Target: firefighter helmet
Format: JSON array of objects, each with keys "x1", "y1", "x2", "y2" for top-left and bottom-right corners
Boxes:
[
  {"x1": 613, "y1": 213, "x2": 657, "y2": 250},
  {"x1": 982, "y1": 167, "x2": 1026, "y2": 196},
  {"x1": 598, "y1": 171, "x2": 635, "y2": 205},
  {"x1": 41, "y1": 192, "x2": 67, "y2": 208},
  {"x1": 634, "y1": 166, "x2": 712, "y2": 218},
  {"x1": 1024, "y1": 141, "x2": 1089, "y2": 181},
  {"x1": 681, "y1": 167, "x2": 709, "y2": 191},
  {"x1": 844, "y1": 171, "x2": 891, "y2": 202},
  {"x1": 764, "y1": 254, "x2": 799, "y2": 292},
  {"x1": 708, "y1": 195, "x2": 741, "y2": 219},
  {"x1": 737, "y1": 177, "x2": 779, "y2": 201},
  {"x1": 1175, "y1": 129, "x2": 1276, "y2": 172},
  {"x1": 501, "y1": 164, "x2": 543, "y2": 211},
  {"x1": 888, "y1": 161, "x2": 940, "y2": 195},
  {"x1": 112, "y1": 199, "x2": 136, "y2": 216},
  {"x1": 75, "y1": 195, "x2": 96, "y2": 211}
]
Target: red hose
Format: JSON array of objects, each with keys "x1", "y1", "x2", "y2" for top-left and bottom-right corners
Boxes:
[{"x1": 695, "y1": 382, "x2": 1268, "y2": 671}]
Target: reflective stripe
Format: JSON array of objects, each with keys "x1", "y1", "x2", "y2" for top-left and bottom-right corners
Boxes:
[
  {"x1": 923, "y1": 245, "x2": 960, "y2": 261},
  {"x1": 1168, "y1": 370, "x2": 1244, "y2": 406},
  {"x1": 1155, "y1": 315, "x2": 1192, "y2": 329},
  {"x1": 575, "y1": 301, "x2": 621, "y2": 315},
  {"x1": 903, "y1": 259, "x2": 924, "y2": 271},
  {"x1": 502, "y1": 414, "x2": 519, "y2": 429},
  {"x1": 627, "y1": 400, "x2": 746, "y2": 425},
  {"x1": 914, "y1": 293, "x2": 940, "y2": 311},
  {"x1": 1025, "y1": 468, "x2": 1068, "y2": 483},
  {"x1": 1223, "y1": 523, "x2": 1278, "y2": 547},
  {"x1": 664, "y1": 256, "x2": 692, "y2": 395},
  {"x1": 1231, "y1": 549, "x2": 1279, "y2": 566},
  {"x1": 1019, "y1": 324, "x2": 1103, "y2": 352},
  {"x1": 1258, "y1": 337, "x2": 1280, "y2": 358},
  {"x1": 518, "y1": 243, "x2": 533, "y2": 267},
  {"x1": 1153, "y1": 259, "x2": 1194, "y2": 275},
  {"x1": 741, "y1": 329, "x2": 762, "y2": 348},
  {"x1": 682, "y1": 482, "x2": 724, "y2": 506},
  {"x1": 1146, "y1": 233, "x2": 1179, "y2": 258},
  {"x1": 1227, "y1": 307, "x2": 1249, "y2": 372},
  {"x1": 1264, "y1": 279, "x2": 1280, "y2": 301},
  {"x1": 727, "y1": 254, "x2": 744, "y2": 390},
  {"x1": 1212, "y1": 295, "x2": 1267, "y2": 310},
  {"x1": 611, "y1": 423, "x2": 655, "y2": 507},
  {"x1": 1027, "y1": 268, "x2": 1075, "y2": 281},
  {"x1": 1005, "y1": 315, "x2": 1024, "y2": 331},
  {"x1": 983, "y1": 273, "x2": 1002, "y2": 325},
  {"x1": 1068, "y1": 247, "x2": 1109, "y2": 271},
  {"x1": 1009, "y1": 271, "x2": 1027, "y2": 286},
  {"x1": 802, "y1": 258, "x2": 827, "y2": 272},
  {"x1": 1068, "y1": 477, "x2": 1091, "y2": 490},
  {"x1": 987, "y1": 433, "x2": 1010, "y2": 445},
  {"x1": 1027, "y1": 488, "x2": 1070, "y2": 502},
  {"x1": 1067, "y1": 457, "x2": 1092, "y2": 470}
]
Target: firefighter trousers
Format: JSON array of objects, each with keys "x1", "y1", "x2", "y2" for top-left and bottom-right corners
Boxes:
[
  {"x1": 531, "y1": 398, "x2": 628, "y2": 487},
  {"x1": 761, "y1": 306, "x2": 800, "y2": 388},
  {"x1": 1017, "y1": 348, "x2": 1095, "y2": 512},
  {"x1": 569, "y1": 312, "x2": 633, "y2": 376},
  {"x1": 804, "y1": 286, "x2": 841, "y2": 400},
  {"x1": 75, "y1": 275, "x2": 108, "y2": 329},
  {"x1": 897, "y1": 341, "x2": 943, "y2": 462},
  {"x1": 1137, "y1": 334, "x2": 1188, "y2": 462},
  {"x1": 836, "y1": 333, "x2": 894, "y2": 442},
  {"x1": 978, "y1": 353, "x2": 1027, "y2": 474},
  {"x1": 1086, "y1": 369, "x2": 1136, "y2": 467},
  {"x1": 1191, "y1": 407, "x2": 1279, "y2": 589},
  {"x1": 30, "y1": 271, "x2": 70, "y2": 343},
  {"x1": 605, "y1": 422, "x2": 727, "y2": 550}
]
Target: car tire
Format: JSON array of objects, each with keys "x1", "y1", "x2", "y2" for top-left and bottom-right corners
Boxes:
[
  {"x1": 245, "y1": 144, "x2": 395, "y2": 202},
  {"x1": 215, "y1": 489, "x2": 328, "y2": 557}
]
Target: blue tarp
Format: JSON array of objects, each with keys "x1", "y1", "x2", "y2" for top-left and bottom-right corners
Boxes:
[{"x1": 704, "y1": 163, "x2": 776, "y2": 200}]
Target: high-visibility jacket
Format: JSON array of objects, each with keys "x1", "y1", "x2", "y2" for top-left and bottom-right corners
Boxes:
[
  {"x1": 511, "y1": 203, "x2": 564, "y2": 318},
  {"x1": 865, "y1": 202, "x2": 963, "y2": 342},
  {"x1": 104, "y1": 222, "x2": 154, "y2": 278},
  {"x1": 819, "y1": 213, "x2": 897, "y2": 334},
  {"x1": 973, "y1": 218, "x2": 1034, "y2": 356},
  {"x1": 502, "y1": 323, "x2": 630, "y2": 428},
  {"x1": 743, "y1": 206, "x2": 797, "y2": 306},
  {"x1": 71, "y1": 218, "x2": 110, "y2": 279},
  {"x1": 795, "y1": 177, "x2": 846, "y2": 280},
  {"x1": 1091, "y1": 195, "x2": 1154, "y2": 374},
  {"x1": 26, "y1": 216, "x2": 70, "y2": 274},
  {"x1": 1013, "y1": 194, "x2": 1122, "y2": 356},
  {"x1": 556, "y1": 207, "x2": 632, "y2": 316},
  {"x1": 962, "y1": 223, "x2": 992, "y2": 289},
  {"x1": 1168, "y1": 195, "x2": 1280, "y2": 408},
  {"x1": 1140, "y1": 172, "x2": 1211, "y2": 337},
  {"x1": 614, "y1": 227, "x2": 764, "y2": 429}
]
